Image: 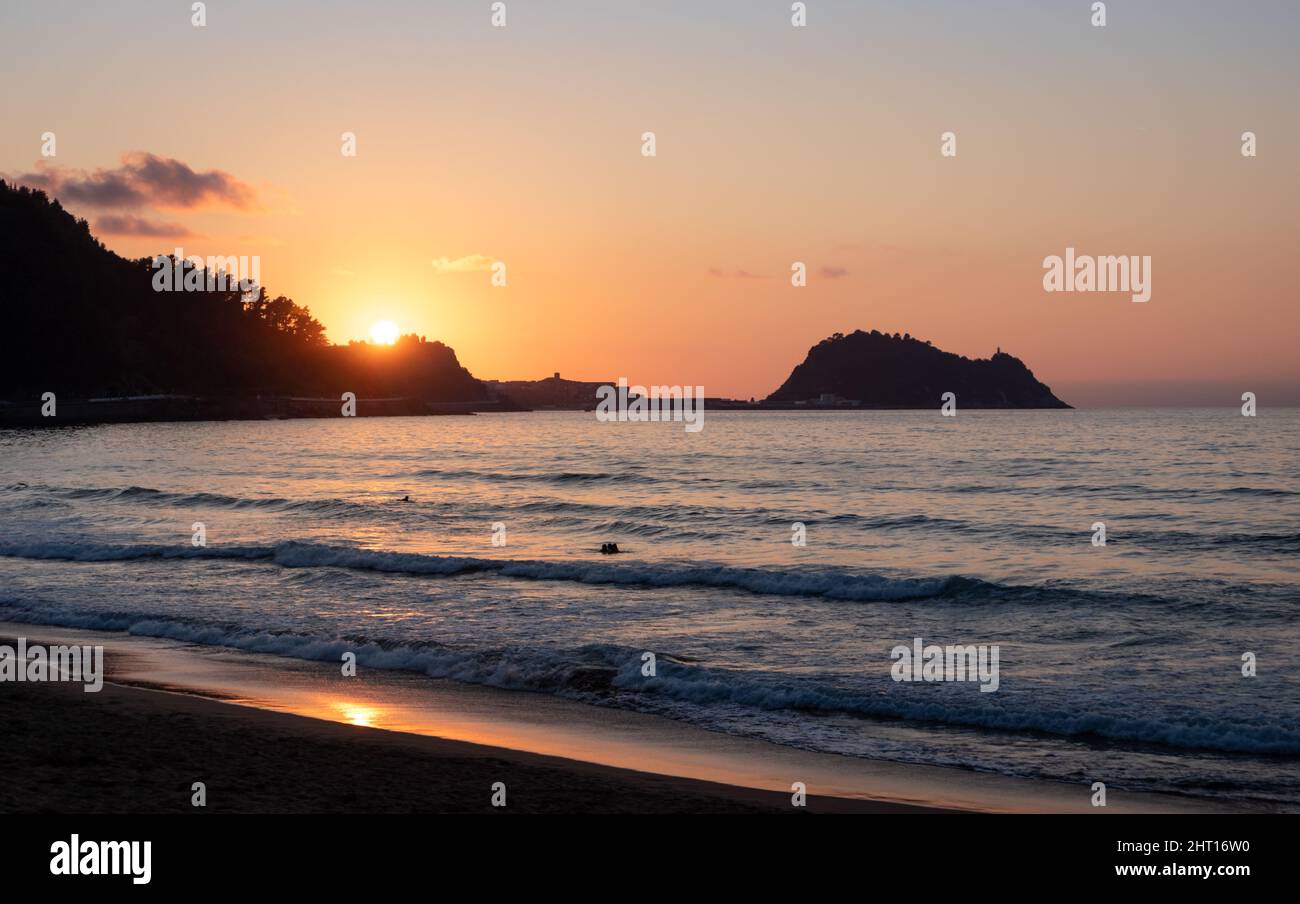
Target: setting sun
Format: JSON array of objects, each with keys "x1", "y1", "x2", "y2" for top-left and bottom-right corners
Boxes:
[{"x1": 370, "y1": 320, "x2": 400, "y2": 345}]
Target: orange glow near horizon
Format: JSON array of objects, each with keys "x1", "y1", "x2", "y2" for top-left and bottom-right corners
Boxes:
[{"x1": 4, "y1": 2, "x2": 1297, "y2": 402}]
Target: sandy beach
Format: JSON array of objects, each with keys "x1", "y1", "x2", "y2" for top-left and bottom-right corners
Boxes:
[
  {"x1": 2, "y1": 624, "x2": 1254, "y2": 814},
  {"x1": 1, "y1": 655, "x2": 933, "y2": 815}
]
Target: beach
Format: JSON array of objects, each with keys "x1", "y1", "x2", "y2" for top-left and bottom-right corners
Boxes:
[
  {"x1": 5, "y1": 681, "x2": 815, "y2": 815},
  {"x1": 2, "y1": 5, "x2": 1295, "y2": 887},
  {"x1": 2, "y1": 411, "x2": 1297, "y2": 813},
  {"x1": 1, "y1": 629, "x2": 933, "y2": 814},
  {"x1": 1, "y1": 624, "x2": 1249, "y2": 814}
]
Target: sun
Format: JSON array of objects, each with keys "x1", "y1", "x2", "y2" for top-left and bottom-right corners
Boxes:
[{"x1": 370, "y1": 320, "x2": 400, "y2": 345}]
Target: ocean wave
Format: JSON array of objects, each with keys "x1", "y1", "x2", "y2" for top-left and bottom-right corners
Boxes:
[
  {"x1": 8, "y1": 482, "x2": 1295, "y2": 555},
  {"x1": 627, "y1": 665, "x2": 1300, "y2": 755},
  {"x1": 413, "y1": 468, "x2": 667, "y2": 485},
  {"x1": 1039, "y1": 483, "x2": 1300, "y2": 499},
  {"x1": 1, "y1": 600, "x2": 1293, "y2": 756},
  {"x1": 0, "y1": 537, "x2": 1238, "y2": 609},
  {"x1": 1127, "y1": 528, "x2": 1300, "y2": 554},
  {"x1": 0, "y1": 539, "x2": 953, "y2": 601},
  {"x1": 4, "y1": 483, "x2": 363, "y2": 515}
]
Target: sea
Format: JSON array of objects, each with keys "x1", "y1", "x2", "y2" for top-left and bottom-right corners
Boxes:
[{"x1": 1, "y1": 409, "x2": 1297, "y2": 809}]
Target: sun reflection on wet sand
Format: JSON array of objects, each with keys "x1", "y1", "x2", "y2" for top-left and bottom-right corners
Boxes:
[
  {"x1": 332, "y1": 701, "x2": 383, "y2": 728},
  {"x1": 16, "y1": 621, "x2": 1232, "y2": 814}
]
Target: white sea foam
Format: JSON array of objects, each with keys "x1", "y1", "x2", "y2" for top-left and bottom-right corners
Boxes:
[
  {"x1": 2, "y1": 599, "x2": 1297, "y2": 757},
  {"x1": 0, "y1": 539, "x2": 952, "y2": 602},
  {"x1": 3, "y1": 411, "x2": 1299, "y2": 805}
]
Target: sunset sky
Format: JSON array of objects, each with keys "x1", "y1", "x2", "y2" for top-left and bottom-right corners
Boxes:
[{"x1": 2, "y1": 0, "x2": 1297, "y2": 404}]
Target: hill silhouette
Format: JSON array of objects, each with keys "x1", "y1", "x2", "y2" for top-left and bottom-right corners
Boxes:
[
  {"x1": 2, "y1": 182, "x2": 1069, "y2": 418},
  {"x1": 0, "y1": 180, "x2": 493, "y2": 405},
  {"x1": 767, "y1": 330, "x2": 1069, "y2": 408},
  {"x1": 486, "y1": 374, "x2": 615, "y2": 410}
]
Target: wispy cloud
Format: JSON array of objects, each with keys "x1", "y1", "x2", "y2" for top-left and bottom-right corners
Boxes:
[
  {"x1": 94, "y1": 213, "x2": 198, "y2": 238},
  {"x1": 7, "y1": 152, "x2": 257, "y2": 211},
  {"x1": 431, "y1": 254, "x2": 494, "y2": 273}
]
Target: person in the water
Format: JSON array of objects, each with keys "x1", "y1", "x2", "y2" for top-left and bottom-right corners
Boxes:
[{"x1": 600, "y1": 542, "x2": 620, "y2": 554}]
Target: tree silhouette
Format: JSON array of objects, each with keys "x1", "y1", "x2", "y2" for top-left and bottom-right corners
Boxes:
[{"x1": 0, "y1": 179, "x2": 490, "y2": 403}]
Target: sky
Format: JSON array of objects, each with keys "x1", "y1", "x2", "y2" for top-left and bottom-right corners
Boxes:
[{"x1": 2, "y1": 0, "x2": 1298, "y2": 405}]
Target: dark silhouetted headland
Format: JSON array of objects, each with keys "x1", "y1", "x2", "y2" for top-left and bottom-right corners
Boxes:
[
  {"x1": 492, "y1": 333, "x2": 1070, "y2": 411},
  {"x1": 0, "y1": 180, "x2": 510, "y2": 423},
  {"x1": 485, "y1": 374, "x2": 615, "y2": 410},
  {"x1": 1, "y1": 182, "x2": 1067, "y2": 423},
  {"x1": 766, "y1": 330, "x2": 1070, "y2": 409}
]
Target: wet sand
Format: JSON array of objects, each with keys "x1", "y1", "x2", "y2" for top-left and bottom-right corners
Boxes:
[
  {"x1": 0, "y1": 625, "x2": 1245, "y2": 814},
  {"x1": 1, "y1": 674, "x2": 937, "y2": 814}
]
